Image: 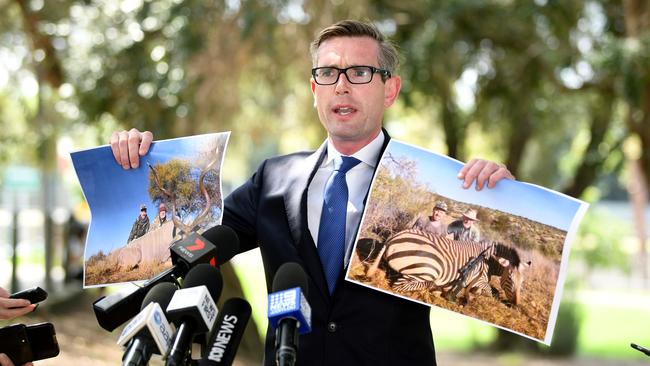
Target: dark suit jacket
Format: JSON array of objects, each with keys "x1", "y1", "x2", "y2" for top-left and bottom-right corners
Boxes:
[{"x1": 221, "y1": 131, "x2": 436, "y2": 365}]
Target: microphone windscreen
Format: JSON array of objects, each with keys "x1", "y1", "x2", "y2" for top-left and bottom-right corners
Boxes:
[
  {"x1": 141, "y1": 282, "x2": 178, "y2": 310},
  {"x1": 199, "y1": 297, "x2": 252, "y2": 366},
  {"x1": 182, "y1": 263, "x2": 224, "y2": 301},
  {"x1": 202, "y1": 225, "x2": 240, "y2": 265},
  {"x1": 272, "y1": 262, "x2": 308, "y2": 296}
]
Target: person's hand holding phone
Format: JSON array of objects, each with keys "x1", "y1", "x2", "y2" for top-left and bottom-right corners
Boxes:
[
  {"x1": 0, "y1": 287, "x2": 36, "y2": 320},
  {"x1": 0, "y1": 353, "x2": 33, "y2": 366},
  {"x1": 0, "y1": 286, "x2": 38, "y2": 366}
]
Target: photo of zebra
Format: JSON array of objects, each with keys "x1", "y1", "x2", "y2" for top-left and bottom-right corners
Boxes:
[
  {"x1": 345, "y1": 140, "x2": 588, "y2": 345},
  {"x1": 372, "y1": 229, "x2": 530, "y2": 306}
]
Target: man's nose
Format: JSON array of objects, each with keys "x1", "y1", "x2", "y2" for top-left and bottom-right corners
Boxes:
[{"x1": 334, "y1": 71, "x2": 351, "y2": 94}]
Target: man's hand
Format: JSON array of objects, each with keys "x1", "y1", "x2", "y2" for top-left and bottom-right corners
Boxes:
[
  {"x1": 109, "y1": 128, "x2": 153, "y2": 169},
  {"x1": 457, "y1": 158, "x2": 515, "y2": 190},
  {"x1": 0, "y1": 287, "x2": 35, "y2": 320}
]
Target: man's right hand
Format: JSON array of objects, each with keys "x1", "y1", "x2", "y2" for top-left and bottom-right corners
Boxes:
[{"x1": 109, "y1": 128, "x2": 153, "y2": 169}]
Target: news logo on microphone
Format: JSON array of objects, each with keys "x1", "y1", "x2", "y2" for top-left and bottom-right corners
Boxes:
[
  {"x1": 117, "y1": 302, "x2": 174, "y2": 355},
  {"x1": 268, "y1": 287, "x2": 311, "y2": 334},
  {"x1": 170, "y1": 232, "x2": 218, "y2": 268}
]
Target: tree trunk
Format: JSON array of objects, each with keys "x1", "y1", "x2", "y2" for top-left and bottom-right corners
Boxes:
[
  {"x1": 505, "y1": 112, "x2": 532, "y2": 178},
  {"x1": 440, "y1": 87, "x2": 465, "y2": 160},
  {"x1": 562, "y1": 91, "x2": 619, "y2": 198},
  {"x1": 624, "y1": 0, "x2": 650, "y2": 287}
]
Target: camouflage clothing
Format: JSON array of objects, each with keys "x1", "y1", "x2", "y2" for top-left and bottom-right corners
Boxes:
[
  {"x1": 128, "y1": 216, "x2": 150, "y2": 243},
  {"x1": 447, "y1": 219, "x2": 481, "y2": 241}
]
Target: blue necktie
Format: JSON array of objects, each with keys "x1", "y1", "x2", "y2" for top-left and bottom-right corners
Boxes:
[{"x1": 317, "y1": 156, "x2": 361, "y2": 294}]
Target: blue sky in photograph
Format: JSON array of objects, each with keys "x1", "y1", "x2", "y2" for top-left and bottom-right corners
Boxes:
[
  {"x1": 383, "y1": 141, "x2": 584, "y2": 231},
  {"x1": 71, "y1": 133, "x2": 229, "y2": 260}
]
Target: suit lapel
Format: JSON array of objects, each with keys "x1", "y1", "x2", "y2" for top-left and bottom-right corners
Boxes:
[{"x1": 284, "y1": 142, "x2": 330, "y2": 301}]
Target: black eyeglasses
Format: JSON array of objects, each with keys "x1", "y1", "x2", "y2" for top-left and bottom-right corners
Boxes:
[{"x1": 311, "y1": 66, "x2": 391, "y2": 85}]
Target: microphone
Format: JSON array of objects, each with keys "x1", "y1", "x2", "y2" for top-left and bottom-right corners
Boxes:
[
  {"x1": 199, "y1": 297, "x2": 252, "y2": 366},
  {"x1": 165, "y1": 263, "x2": 223, "y2": 366},
  {"x1": 268, "y1": 262, "x2": 312, "y2": 366},
  {"x1": 117, "y1": 282, "x2": 177, "y2": 366},
  {"x1": 94, "y1": 225, "x2": 239, "y2": 331}
]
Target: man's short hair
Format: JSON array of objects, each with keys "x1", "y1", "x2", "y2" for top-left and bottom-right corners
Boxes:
[{"x1": 310, "y1": 20, "x2": 400, "y2": 75}]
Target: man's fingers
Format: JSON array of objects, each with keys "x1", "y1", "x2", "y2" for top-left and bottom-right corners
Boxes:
[
  {"x1": 116, "y1": 131, "x2": 131, "y2": 169},
  {"x1": 487, "y1": 167, "x2": 515, "y2": 189},
  {"x1": 109, "y1": 131, "x2": 123, "y2": 166},
  {"x1": 474, "y1": 161, "x2": 502, "y2": 191},
  {"x1": 457, "y1": 158, "x2": 477, "y2": 180},
  {"x1": 459, "y1": 159, "x2": 514, "y2": 190},
  {"x1": 139, "y1": 130, "x2": 153, "y2": 157},
  {"x1": 461, "y1": 159, "x2": 487, "y2": 189},
  {"x1": 110, "y1": 128, "x2": 153, "y2": 169},
  {"x1": 127, "y1": 128, "x2": 144, "y2": 169}
]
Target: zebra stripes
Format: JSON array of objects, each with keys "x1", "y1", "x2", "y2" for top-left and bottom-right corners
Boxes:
[{"x1": 382, "y1": 229, "x2": 529, "y2": 304}]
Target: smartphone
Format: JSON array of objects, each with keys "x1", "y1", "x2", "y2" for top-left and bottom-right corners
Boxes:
[
  {"x1": 0, "y1": 322, "x2": 59, "y2": 364},
  {"x1": 10, "y1": 286, "x2": 48, "y2": 304},
  {"x1": 0, "y1": 324, "x2": 33, "y2": 364},
  {"x1": 25, "y1": 322, "x2": 60, "y2": 360}
]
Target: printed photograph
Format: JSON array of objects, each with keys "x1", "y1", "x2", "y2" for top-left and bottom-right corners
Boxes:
[
  {"x1": 71, "y1": 133, "x2": 230, "y2": 287},
  {"x1": 345, "y1": 140, "x2": 588, "y2": 344}
]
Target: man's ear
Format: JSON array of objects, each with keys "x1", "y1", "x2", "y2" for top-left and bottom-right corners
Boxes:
[
  {"x1": 311, "y1": 78, "x2": 317, "y2": 107},
  {"x1": 384, "y1": 75, "x2": 401, "y2": 108}
]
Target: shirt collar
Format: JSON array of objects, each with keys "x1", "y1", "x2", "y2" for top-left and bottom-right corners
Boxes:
[{"x1": 323, "y1": 132, "x2": 385, "y2": 168}]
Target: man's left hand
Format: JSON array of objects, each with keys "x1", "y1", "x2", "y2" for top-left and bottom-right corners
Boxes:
[{"x1": 458, "y1": 158, "x2": 514, "y2": 190}]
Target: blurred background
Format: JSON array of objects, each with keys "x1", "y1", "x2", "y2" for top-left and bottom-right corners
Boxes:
[{"x1": 1, "y1": 0, "x2": 649, "y2": 364}]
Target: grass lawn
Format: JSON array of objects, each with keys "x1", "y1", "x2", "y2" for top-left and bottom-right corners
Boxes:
[{"x1": 429, "y1": 289, "x2": 650, "y2": 360}]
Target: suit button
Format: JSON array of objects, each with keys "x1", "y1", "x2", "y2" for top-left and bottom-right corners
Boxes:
[{"x1": 327, "y1": 322, "x2": 337, "y2": 332}]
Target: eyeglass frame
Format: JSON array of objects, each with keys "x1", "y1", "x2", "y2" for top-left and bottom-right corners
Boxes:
[{"x1": 311, "y1": 65, "x2": 392, "y2": 85}]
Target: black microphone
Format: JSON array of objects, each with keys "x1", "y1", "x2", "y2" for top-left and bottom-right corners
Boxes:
[
  {"x1": 94, "y1": 225, "x2": 239, "y2": 331},
  {"x1": 165, "y1": 264, "x2": 223, "y2": 366},
  {"x1": 199, "y1": 297, "x2": 252, "y2": 366},
  {"x1": 268, "y1": 262, "x2": 312, "y2": 366},
  {"x1": 118, "y1": 282, "x2": 177, "y2": 366}
]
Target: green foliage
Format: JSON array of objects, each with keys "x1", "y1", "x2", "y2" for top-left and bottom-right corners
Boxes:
[
  {"x1": 572, "y1": 209, "x2": 631, "y2": 272},
  {"x1": 147, "y1": 158, "x2": 221, "y2": 229},
  {"x1": 0, "y1": 0, "x2": 646, "y2": 200}
]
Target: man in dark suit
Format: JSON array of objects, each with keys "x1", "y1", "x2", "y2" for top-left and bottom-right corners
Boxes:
[{"x1": 111, "y1": 20, "x2": 513, "y2": 365}]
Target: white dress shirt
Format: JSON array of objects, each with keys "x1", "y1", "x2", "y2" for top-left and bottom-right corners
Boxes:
[{"x1": 307, "y1": 132, "x2": 385, "y2": 267}]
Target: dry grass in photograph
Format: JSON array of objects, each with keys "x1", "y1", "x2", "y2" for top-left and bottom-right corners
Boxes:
[
  {"x1": 347, "y1": 153, "x2": 570, "y2": 341},
  {"x1": 349, "y1": 246, "x2": 558, "y2": 341},
  {"x1": 84, "y1": 251, "x2": 172, "y2": 286}
]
